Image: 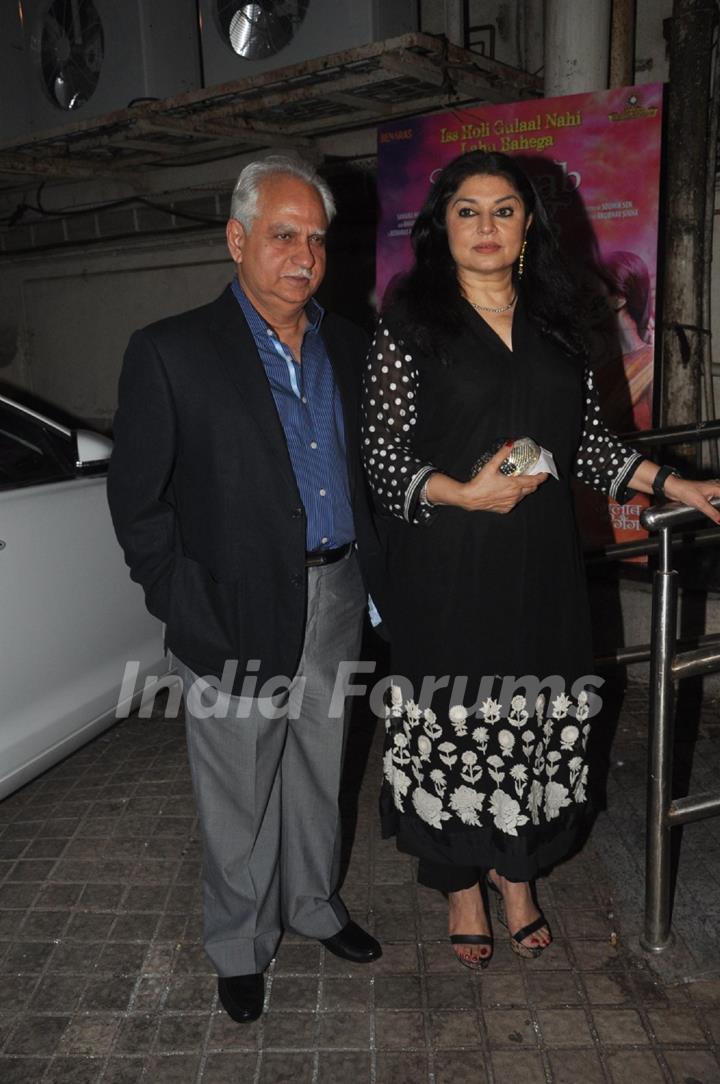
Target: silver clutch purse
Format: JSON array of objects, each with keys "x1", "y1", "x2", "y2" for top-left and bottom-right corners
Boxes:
[{"x1": 470, "y1": 436, "x2": 541, "y2": 478}]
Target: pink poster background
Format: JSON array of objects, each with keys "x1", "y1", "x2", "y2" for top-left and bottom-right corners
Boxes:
[{"x1": 376, "y1": 85, "x2": 663, "y2": 550}]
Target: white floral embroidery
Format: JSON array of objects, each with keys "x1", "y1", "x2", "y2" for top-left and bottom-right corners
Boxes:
[
  {"x1": 551, "y1": 692, "x2": 572, "y2": 720},
  {"x1": 479, "y1": 697, "x2": 502, "y2": 724},
  {"x1": 544, "y1": 780, "x2": 571, "y2": 820},
  {"x1": 498, "y1": 729, "x2": 515, "y2": 758},
  {"x1": 423, "y1": 711, "x2": 443, "y2": 739},
  {"x1": 412, "y1": 786, "x2": 451, "y2": 829},
  {"x1": 545, "y1": 750, "x2": 562, "y2": 779},
  {"x1": 560, "y1": 725, "x2": 579, "y2": 750},
  {"x1": 405, "y1": 700, "x2": 422, "y2": 726},
  {"x1": 438, "y1": 741, "x2": 458, "y2": 767},
  {"x1": 489, "y1": 789, "x2": 529, "y2": 836},
  {"x1": 568, "y1": 756, "x2": 583, "y2": 786},
  {"x1": 417, "y1": 735, "x2": 433, "y2": 760},
  {"x1": 508, "y1": 695, "x2": 529, "y2": 728},
  {"x1": 510, "y1": 763, "x2": 528, "y2": 797},
  {"x1": 472, "y1": 726, "x2": 489, "y2": 753},
  {"x1": 528, "y1": 780, "x2": 544, "y2": 825},
  {"x1": 383, "y1": 687, "x2": 592, "y2": 834},
  {"x1": 392, "y1": 732, "x2": 411, "y2": 767},
  {"x1": 574, "y1": 765, "x2": 588, "y2": 803},
  {"x1": 392, "y1": 768, "x2": 412, "y2": 810},
  {"x1": 449, "y1": 785, "x2": 485, "y2": 825},
  {"x1": 460, "y1": 750, "x2": 482, "y2": 785},
  {"x1": 383, "y1": 748, "x2": 393, "y2": 783},
  {"x1": 487, "y1": 754, "x2": 505, "y2": 784},
  {"x1": 429, "y1": 768, "x2": 447, "y2": 797}
]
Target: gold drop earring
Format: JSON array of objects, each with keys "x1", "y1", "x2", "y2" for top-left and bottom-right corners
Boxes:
[{"x1": 517, "y1": 238, "x2": 527, "y2": 279}]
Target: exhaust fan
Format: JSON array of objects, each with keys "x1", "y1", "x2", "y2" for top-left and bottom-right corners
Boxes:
[{"x1": 200, "y1": 0, "x2": 418, "y2": 85}]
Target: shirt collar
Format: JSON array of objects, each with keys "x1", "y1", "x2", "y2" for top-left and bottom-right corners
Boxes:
[{"x1": 231, "y1": 278, "x2": 324, "y2": 336}]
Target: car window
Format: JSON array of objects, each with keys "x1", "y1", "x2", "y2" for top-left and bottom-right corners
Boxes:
[{"x1": 0, "y1": 405, "x2": 75, "y2": 490}]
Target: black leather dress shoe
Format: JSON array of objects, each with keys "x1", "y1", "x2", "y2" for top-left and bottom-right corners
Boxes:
[
  {"x1": 217, "y1": 973, "x2": 264, "y2": 1022},
  {"x1": 320, "y1": 920, "x2": 382, "y2": 963}
]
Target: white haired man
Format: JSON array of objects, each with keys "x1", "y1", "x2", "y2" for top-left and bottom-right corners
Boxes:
[{"x1": 108, "y1": 155, "x2": 384, "y2": 1022}]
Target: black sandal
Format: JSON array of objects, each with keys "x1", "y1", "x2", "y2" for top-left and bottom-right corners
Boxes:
[
  {"x1": 486, "y1": 876, "x2": 552, "y2": 959},
  {"x1": 449, "y1": 933, "x2": 493, "y2": 971}
]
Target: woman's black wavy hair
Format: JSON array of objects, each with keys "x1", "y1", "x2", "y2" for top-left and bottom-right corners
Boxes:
[{"x1": 384, "y1": 150, "x2": 587, "y2": 362}]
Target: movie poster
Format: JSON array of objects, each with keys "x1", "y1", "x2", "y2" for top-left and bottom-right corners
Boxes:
[{"x1": 376, "y1": 84, "x2": 663, "y2": 551}]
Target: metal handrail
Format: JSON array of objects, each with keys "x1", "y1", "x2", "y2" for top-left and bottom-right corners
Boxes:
[
  {"x1": 583, "y1": 421, "x2": 720, "y2": 566},
  {"x1": 642, "y1": 495, "x2": 720, "y2": 531},
  {"x1": 637, "y1": 497, "x2": 720, "y2": 953},
  {"x1": 618, "y1": 419, "x2": 720, "y2": 447},
  {"x1": 585, "y1": 525, "x2": 720, "y2": 563},
  {"x1": 581, "y1": 419, "x2": 720, "y2": 954}
]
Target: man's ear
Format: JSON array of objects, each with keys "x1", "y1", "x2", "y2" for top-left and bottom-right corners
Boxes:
[{"x1": 226, "y1": 218, "x2": 246, "y2": 263}]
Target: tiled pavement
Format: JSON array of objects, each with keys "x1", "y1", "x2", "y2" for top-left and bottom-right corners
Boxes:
[{"x1": 1, "y1": 676, "x2": 719, "y2": 1083}]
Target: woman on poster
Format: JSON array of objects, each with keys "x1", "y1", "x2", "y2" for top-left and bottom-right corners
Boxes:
[
  {"x1": 594, "y1": 249, "x2": 655, "y2": 432},
  {"x1": 361, "y1": 150, "x2": 720, "y2": 969}
]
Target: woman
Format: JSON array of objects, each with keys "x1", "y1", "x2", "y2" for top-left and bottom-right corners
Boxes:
[
  {"x1": 595, "y1": 250, "x2": 654, "y2": 431},
  {"x1": 361, "y1": 150, "x2": 720, "y2": 969}
]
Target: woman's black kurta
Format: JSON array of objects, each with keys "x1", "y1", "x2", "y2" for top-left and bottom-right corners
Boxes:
[{"x1": 361, "y1": 298, "x2": 642, "y2": 881}]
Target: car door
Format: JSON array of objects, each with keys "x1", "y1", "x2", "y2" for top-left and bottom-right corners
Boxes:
[{"x1": 0, "y1": 400, "x2": 169, "y2": 798}]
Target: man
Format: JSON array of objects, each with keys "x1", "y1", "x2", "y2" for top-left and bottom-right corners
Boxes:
[{"x1": 108, "y1": 155, "x2": 383, "y2": 1023}]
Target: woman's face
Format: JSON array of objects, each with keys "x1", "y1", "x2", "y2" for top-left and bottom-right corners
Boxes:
[{"x1": 445, "y1": 173, "x2": 531, "y2": 282}]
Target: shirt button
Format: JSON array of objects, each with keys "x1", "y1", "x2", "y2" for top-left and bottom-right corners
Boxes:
[
  {"x1": 321, "y1": 537, "x2": 328, "y2": 545},
  {"x1": 301, "y1": 396, "x2": 307, "y2": 404},
  {"x1": 319, "y1": 488, "x2": 326, "y2": 497},
  {"x1": 310, "y1": 441, "x2": 317, "y2": 449}
]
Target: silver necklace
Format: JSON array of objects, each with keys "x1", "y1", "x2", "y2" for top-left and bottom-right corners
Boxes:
[{"x1": 469, "y1": 295, "x2": 517, "y2": 314}]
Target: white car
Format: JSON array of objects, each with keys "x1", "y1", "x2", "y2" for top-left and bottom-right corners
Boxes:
[{"x1": 0, "y1": 393, "x2": 169, "y2": 800}]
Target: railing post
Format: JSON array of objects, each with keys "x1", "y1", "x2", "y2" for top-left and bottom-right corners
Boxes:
[{"x1": 641, "y1": 526, "x2": 678, "y2": 952}]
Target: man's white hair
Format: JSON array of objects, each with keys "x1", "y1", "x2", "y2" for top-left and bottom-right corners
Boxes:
[{"x1": 229, "y1": 154, "x2": 336, "y2": 230}]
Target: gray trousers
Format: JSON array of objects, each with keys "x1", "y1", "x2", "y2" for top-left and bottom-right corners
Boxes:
[{"x1": 178, "y1": 551, "x2": 365, "y2": 976}]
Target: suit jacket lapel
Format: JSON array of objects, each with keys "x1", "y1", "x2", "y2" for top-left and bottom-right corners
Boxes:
[{"x1": 208, "y1": 287, "x2": 300, "y2": 498}]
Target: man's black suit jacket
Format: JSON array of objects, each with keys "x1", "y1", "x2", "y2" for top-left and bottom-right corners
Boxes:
[{"x1": 107, "y1": 285, "x2": 385, "y2": 690}]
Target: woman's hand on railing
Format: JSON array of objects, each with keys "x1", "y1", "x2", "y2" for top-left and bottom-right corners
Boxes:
[{"x1": 663, "y1": 474, "x2": 720, "y2": 525}]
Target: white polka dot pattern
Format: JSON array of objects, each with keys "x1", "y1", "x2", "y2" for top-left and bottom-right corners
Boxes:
[
  {"x1": 573, "y1": 366, "x2": 644, "y2": 503},
  {"x1": 361, "y1": 319, "x2": 436, "y2": 524},
  {"x1": 361, "y1": 322, "x2": 645, "y2": 521}
]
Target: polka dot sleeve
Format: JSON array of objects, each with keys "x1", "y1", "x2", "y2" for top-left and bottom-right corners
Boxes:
[
  {"x1": 573, "y1": 365, "x2": 645, "y2": 504},
  {"x1": 361, "y1": 319, "x2": 437, "y2": 525}
]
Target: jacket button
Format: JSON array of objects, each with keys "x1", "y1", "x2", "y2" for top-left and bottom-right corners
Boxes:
[
  {"x1": 291, "y1": 574, "x2": 304, "y2": 588},
  {"x1": 291, "y1": 507, "x2": 303, "y2": 519}
]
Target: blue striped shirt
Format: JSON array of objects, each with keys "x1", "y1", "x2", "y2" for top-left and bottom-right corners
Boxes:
[{"x1": 231, "y1": 279, "x2": 355, "y2": 551}]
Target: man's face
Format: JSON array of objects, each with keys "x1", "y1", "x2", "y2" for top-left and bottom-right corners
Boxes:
[{"x1": 226, "y1": 173, "x2": 328, "y2": 319}]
